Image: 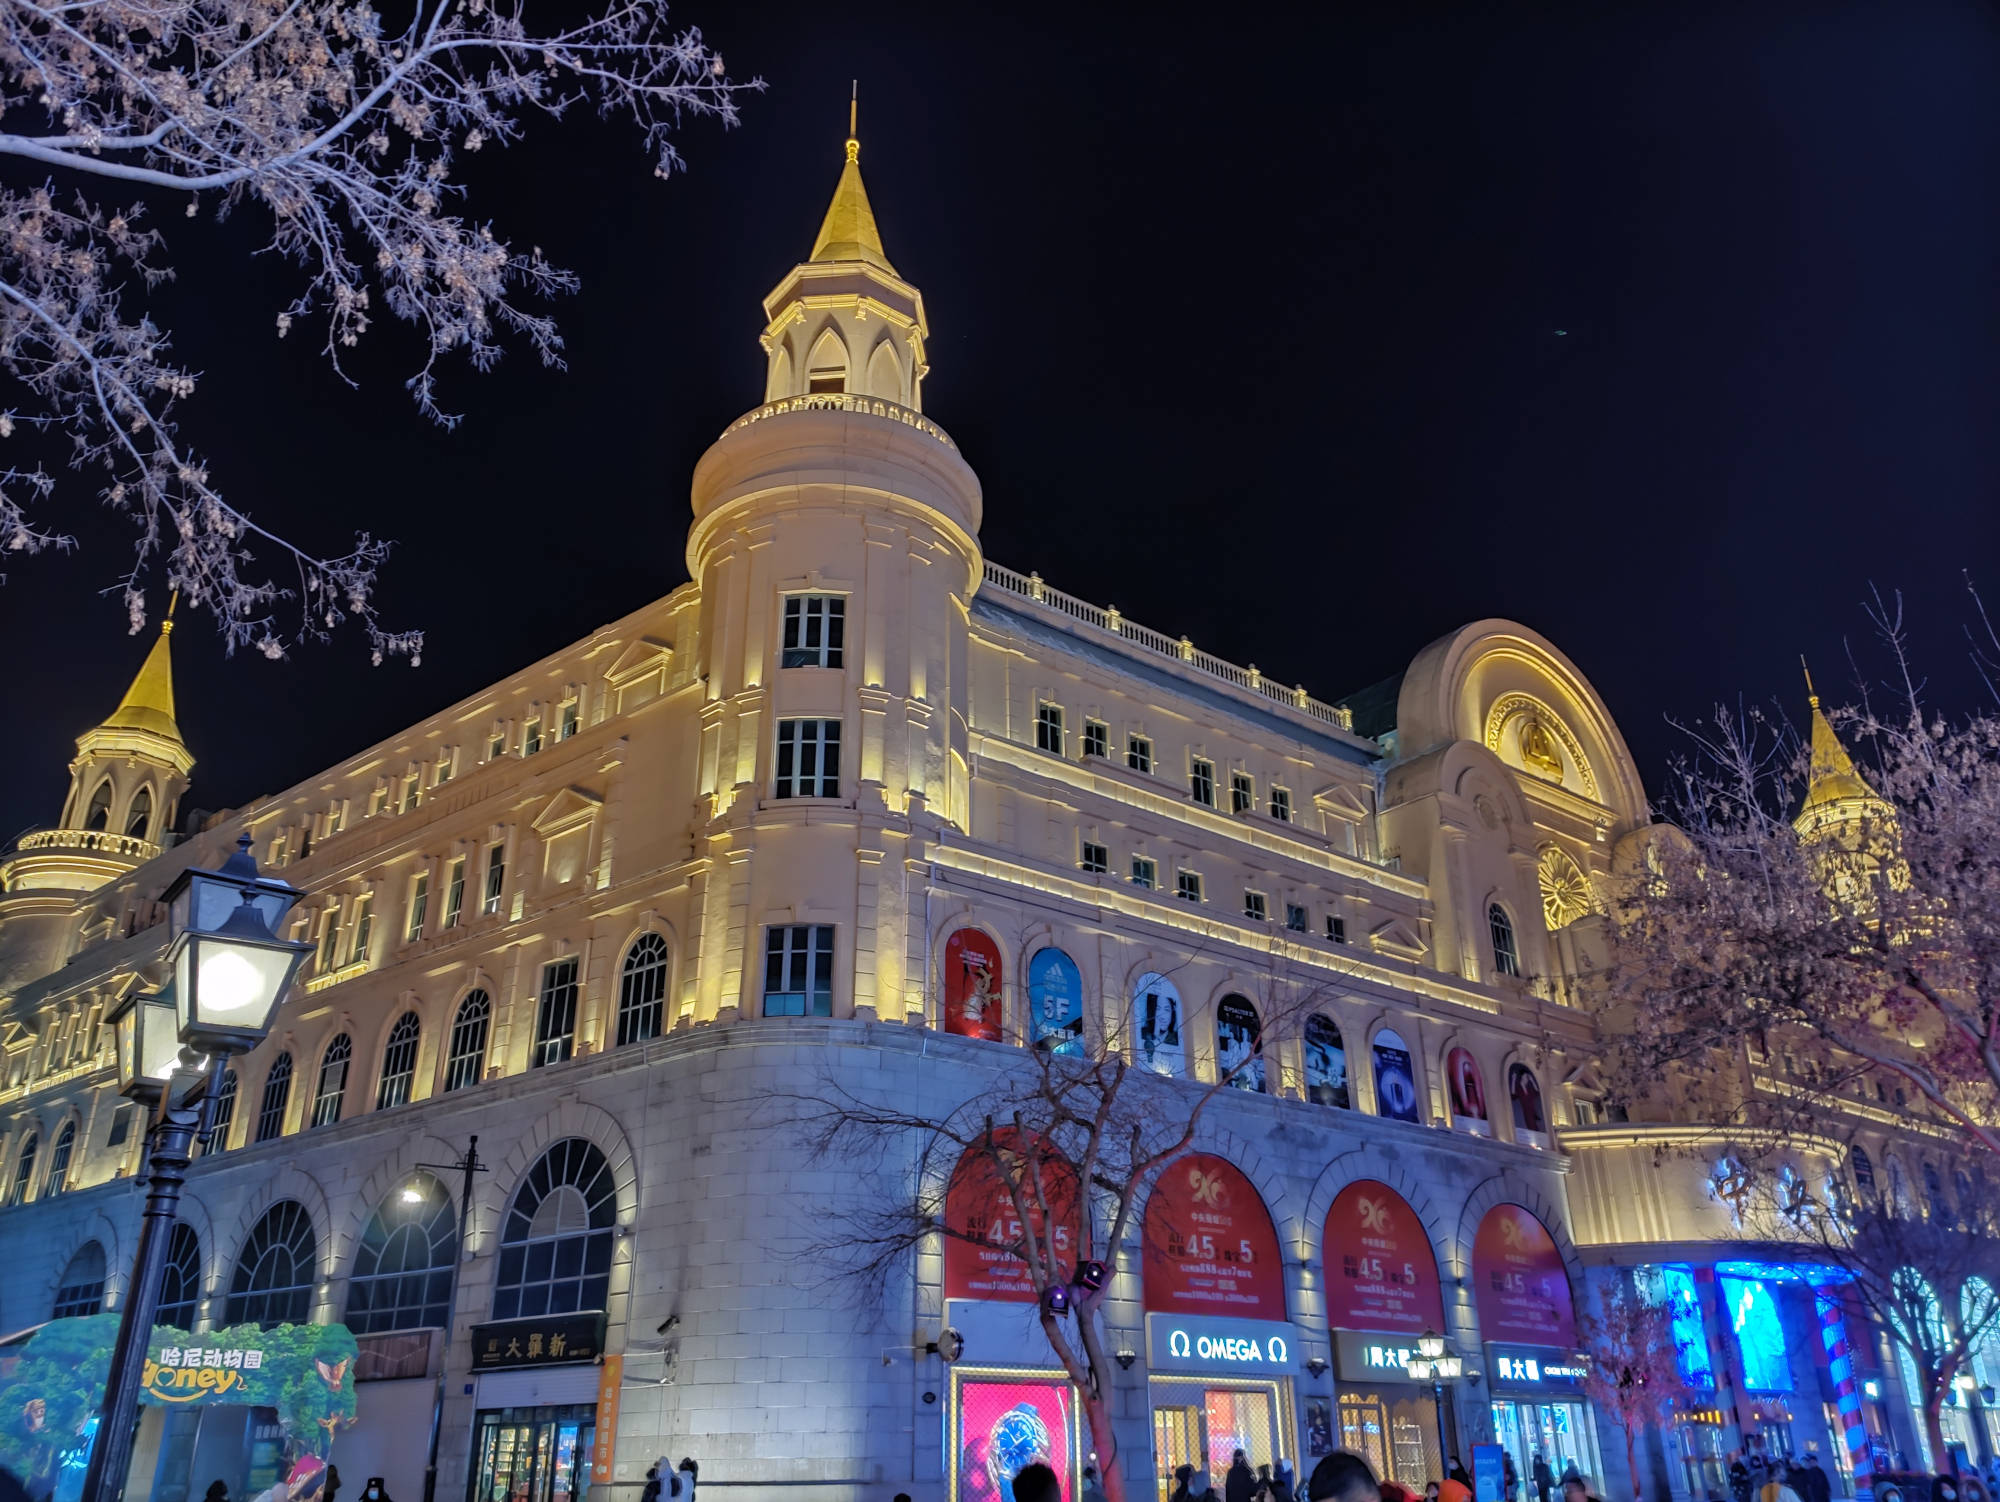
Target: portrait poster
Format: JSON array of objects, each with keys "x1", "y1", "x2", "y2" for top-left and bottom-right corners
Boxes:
[
  {"x1": 1448, "y1": 1047, "x2": 1491, "y2": 1135},
  {"x1": 1321, "y1": 1180, "x2": 1445, "y2": 1335},
  {"x1": 1134, "y1": 973, "x2": 1186, "y2": 1078},
  {"x1": 945, "y1": 929, "x2": 1003, "y2": 1041},
  {"x1": 1509, "y1": 1065, "x2": 1547, "y2": 1137},
  {"x1": 942, "y1": 1131, "x2": 1080, "y2": 1302},
  {"x1": 954, "y1": 1377, "x2": 1075, "y2": 1502},
  {"x1": 1371, "y1": 1029, "x2": 1422, "y2": 1123},
  {"x1": 1472, "y1": 1203, "x2": 1576, "y2": 1346},
  {"x1": 1306, "y1": 1397, "x2": 1334, "y2": 1458},
  {"x1": 1027, "y1": 947, "x2": 1084, "y2": 1054},
  {"x1": 1304, "y1": 1016, "x2": 1350, "y2": 1109},
  {"x1": 1142, "y1": 1153, "x2": 1286, "y2": 1319},
  {"x1": 1215, "y1": 994, "x2": 1266, "y2": 1092}
]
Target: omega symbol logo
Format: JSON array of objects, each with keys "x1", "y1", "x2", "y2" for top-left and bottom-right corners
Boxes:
[{"x1": 1169, "y1": 1330, "x2": 1192, "y2": 1358}]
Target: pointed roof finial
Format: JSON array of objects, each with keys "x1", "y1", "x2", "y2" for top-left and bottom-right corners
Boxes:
[
  {"x1": 811, "y1": 83, "x2": 895, "y2": 273},
  {"x1": 1801, "y1": 655, "x2": 1817, "y2": 709},
  {"x1": 97, "y1": 603, "x2": 183, "y2": 743},
  {"x1": 847, "y1": 81, "x2": 859, "y2": 164}
]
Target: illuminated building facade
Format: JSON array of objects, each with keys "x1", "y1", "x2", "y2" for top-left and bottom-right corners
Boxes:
[{"x1": 0, "y1": 129, "x2": 1938, "y2": 1502}]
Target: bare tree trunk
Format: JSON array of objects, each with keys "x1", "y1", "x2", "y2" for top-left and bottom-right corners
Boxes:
[
  {"x1": 1083, "y1": 1384, "x2": 1125, "y2": 1502},
  {"x1": 1625, "y1": 1424, "x2": 1643, "y2": 1502},
  {"x1": 1924, "y1": 1392, "x2": 1949, "y2": 1477}
]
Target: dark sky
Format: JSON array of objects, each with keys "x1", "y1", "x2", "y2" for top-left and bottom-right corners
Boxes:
[{"x1": 4, "y1": 0, "x2": 1999, "y2": 838}]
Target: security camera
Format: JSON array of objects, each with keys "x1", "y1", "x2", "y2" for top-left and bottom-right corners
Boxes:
[{"x1": 657, "y1": 1314, "x2": 679, "y2": 1335}]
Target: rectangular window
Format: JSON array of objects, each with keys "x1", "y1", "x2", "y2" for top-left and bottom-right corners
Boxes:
[
  {"x1": 433, "y1": 750, "x2": 453, "y2": 785},
  {"x1": 1270, "y1": 786, "x2": 1293, "y2": 822},
  {"x1": 368, "y1": 787, "x2": 386, "y2": 818},
  {"x1": 398, "y1": 776, "x2": 417, "y2": 815},
  {"x1": 763, "y1": 925, "x2": 835, "y2": 1016},
  {"x1": 1127, "y1": 736, "x2": 1153, "y2": 774},
  {"x1": 443, "y1": 858, "x2": 466, "y2": 929},
  {"x1": 523, "y1": 719, "x2": 543, "y2": 756},
  {"x1": 1244, "y1": 890, "x2": 1267, "y2": 922},
  {"x1": 406, "y1": 873, "x2": 429, "y2": 942},
  {"x1": 1082, "y1": 721, "x2": 1108, "y2": 758},
  {"x1": 559, "y1": 700, "x2": 580, "y2": 740},
  {"x1": 1131, "y1": 856, "x2": 1157, "y2": 890},
  {"x1": 532, "y1": 958, "x2": 579, "y2": 1068},
  {"x1": 488, "y1": 734, "x2": 506, "y2": 762},
  {"x1": 1231, "y1": 772, "x2": 1254, "y2": 814},
  {"x1": 774, "y1": 718, "x2": 842, "y2": 798},
  {"x1": 328, "y1": 801, "x2": 346, "y2": 835},
  {"x1": 481, "y1": 843, "x2": 505, "y2": 916},
  {"x1": 1190, "y1": 759, "x2": 1215, "y2": 807},
  {"x1": 1035, "y1": 702, "x2": 1064, "y2": 755},
  {"x1": 1286, "y1": 903, "x2": 1308, "y2": 934},
  {"x1": 348, "y1": 895, "x2": 373, "y2": 966},
  {"x1": 316, "y1": 911, "x2": 339, "y2": 973},
  {"x1": 1326, "y1": 914, "x2": 1347, "y2": 944},
  {"x1": 1178, "y1": 870, "x2": 1204, "y2": 902},
  {"x1": 106, "y1": 1103, "x2": 136, "y2": 1148},
  {"x1": 781, "y1": 595, "x2": 846, "y2": 669},
  {"x1": 1080, "y1": 841, "x2": 1109, "y2": 874}
]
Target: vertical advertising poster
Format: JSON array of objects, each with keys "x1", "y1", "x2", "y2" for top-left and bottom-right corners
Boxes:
[
  {"x1": 1142, "y1": 1153, "x2": 1286, "y2": 1319},
  {"x1": 1471, "y1": 1204, "x2": 1577, "y2": 1347},
  {"x1": 1321, "y1": 1180, "x2": 1445, "y2": 1335},
  {"x1": 954, "y1": 1377, "x2": 1076, "y2": 1502},
  {"x1": 1134, "y1": 973, "x2": 1186, "y2": 1078},
  {"x1": 1304, "y1": 1016, "x2": 1350, "y2": 1109},
  {"x1": 1028, "y1": 948, "x2": 1084, "y2": 1054},
  {"x1": 942, "y1": 1131, "x2": 1081, "y2": 1302},
  {"x1": 1371, "y1": 1029, "x2": 1422, "y2": 1123},
  {"x1": 1447, "y1": 1048, "x2": 1491, "y2": 1135},
  {"x1": 1305, "y1": 1398, "x2": 1335, "y2": 1457},
  {"x1": 1215, "y1": 994, "x2": 1266, "y2": 1092},
  {"x1": 945, "y1": 929, "x2": 1004, "y2": 1041},
  {"x1": 1508, "y1": 1066, "x2": 1547, "y2": 1136}
]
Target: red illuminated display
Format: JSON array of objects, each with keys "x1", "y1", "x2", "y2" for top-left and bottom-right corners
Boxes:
[
  {"x1": 1322, "y1": 1179, "x2": 1445, "y2": 1335},
  {"x1": 1142, "y1": 1154, "x2": 1285, "y2": 1320}
]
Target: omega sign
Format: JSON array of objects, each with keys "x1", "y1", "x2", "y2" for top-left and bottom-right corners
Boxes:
[{"x1": 1148, "y1": 1313, "x2": 1299, "y2": 1376}]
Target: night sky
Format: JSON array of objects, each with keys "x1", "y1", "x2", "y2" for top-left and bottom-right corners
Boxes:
[{"x1": 4, "y1": 0, "x2": 1999, "y2": 839}]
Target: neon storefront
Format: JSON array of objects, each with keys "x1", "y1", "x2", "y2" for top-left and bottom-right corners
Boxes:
[{"x1": 1472, "y1": 1205, "x2": 1600, "y2": 1492}]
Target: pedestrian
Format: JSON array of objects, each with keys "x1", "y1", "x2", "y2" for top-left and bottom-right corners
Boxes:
[
  {"x1": 1082, "y1": 1467, "x2": 1109, "y2": 1502},
  {"x1": 1504, "y1": 1453, "x2": 1519, "y2": 1502},
  {"x1": 326, "y1": 1465, "x2": 342, "y2": 1502},
  {"x1": 1799, "y1": 1453, "x2": 1830, "y2": 1502},
  {"x1": 204, "y1": 1484, "x2": 230, "y2": 1502},
  {"x1": 642, "y1": 1470, "x2": 662, "y2": 1502},
  {"x1": 1450, "y1": 1460, "x2": 1471, "y2": 1487},
  {"x1": 675, "y1": 1458, "x2": 698, "y2": 1502},
  {"x1": 359, "y1": 1481, "x2": 391, "y2": 1502},
  {"x1": 1230, "y1": 1451, "x2": 1258, "y2": 1502},
  {"x1": 1534, "y1": 1454, "x2": 1554, "y2": 1502},
  {"x1": 1308, "y1": 1453, "x2": 1382, "y2": 1502},
  {"x1": 1272, "y1": 1460, "x2": 1296, "y2": 1502},
  {"x1": 1439, "y1": 1480, "x2": 1471, "y2": 1502},
  {"x1": 1425, "y1": 1485, "x2": 1441, "y2": 1502},
  {"x1": 1191, "y1": 1471, "x2": 1218, "y2": 1502},
  {"x1": 1757, "y1": 1469, "x2": 1802, "y2": 1502},
  {"x1": 1560, "y1": 1462, "x2": 1581, "y2": 1488},
  {"x1": 1015, "y1": 1464, "x2": 1061, "y2": 1502},
  {"x1": 1561, "y1": 1479, "x2": 1605, "y2": 1502},
  {"x1": 1173, "y1": 1464, "x2": 1196, "y2": 1502}
]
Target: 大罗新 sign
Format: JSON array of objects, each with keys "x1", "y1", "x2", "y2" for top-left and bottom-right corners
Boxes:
[
  {"x1": 1146, "y1": 1312, "x2": 1297, "y2": 1376},
  {"x1": 1484, "y1": 1342, "x2": 1588, "y2": 1394},
  {"x1": 469, "y1": 1312, "x2": 606, "y2": 1370}
]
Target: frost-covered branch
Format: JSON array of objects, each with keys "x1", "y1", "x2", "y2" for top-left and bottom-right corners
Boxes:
[{"x1": 0, "y1": 0, "x2": 756, "y2": 654}]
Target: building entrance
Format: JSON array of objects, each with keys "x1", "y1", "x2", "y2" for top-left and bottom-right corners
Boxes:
[
  {"x1": 1336, "y1": 1388, "x2": 1438, "y2": 1489},
  {"x1": 1491, "y1": 1401, "x2": 1595, "y2": 1497},
  {"x1": 1150, "y1": 1378, "x2": 1291, "y2": 1498},
  {"x1": 470, "y1": 1405, "x2": 596, "y2": 1502}
]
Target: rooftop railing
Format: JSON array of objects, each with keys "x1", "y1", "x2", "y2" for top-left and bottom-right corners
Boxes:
[
  {"x1": 12, "y1": 828, "x2": 159, "y2": 860},
  {"x1": 721, "y1": 392, "x2": 957, "y2": 449}
]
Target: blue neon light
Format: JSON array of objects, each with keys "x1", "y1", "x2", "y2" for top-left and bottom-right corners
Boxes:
[{"x1": 1719, "y1": 1275, "x2": 1792, "y2": 1392}]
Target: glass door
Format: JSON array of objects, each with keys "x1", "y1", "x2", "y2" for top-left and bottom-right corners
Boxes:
[
  {"x1": 1342, "y1": 1396, "x2": 1393, "y2": 1484},
  {"x1": 1155, "y1": 1405, "x2": 1201, "y2": 1502}
]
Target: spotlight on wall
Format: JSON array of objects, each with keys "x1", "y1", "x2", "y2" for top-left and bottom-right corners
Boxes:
[
  {"x1": 1074, "y1": 1260, "x2": 1109, "y2": 1295},
  {"x1": 1115, "y1": 1350, "x2": 1137, "y2": 1371},
  {"x1": 1306, "y1": 1357, "x2": 1328, "y2": 1378},
  {"x1": 1863, "y1": 1379, "x2": 1882, "y2": 1400},
  {"x1": 926, "y1": 1329, "x2": 965, "y2": 1363},
  {"x1": 1042, "y1": 1284, "x2": 1071, "y2": 1317}
]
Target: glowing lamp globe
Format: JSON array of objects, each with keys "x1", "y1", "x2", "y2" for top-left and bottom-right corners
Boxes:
[
  {"x1": 107, "y1": 983, "x2": 186, "y2": 1103},
  {"x1": 1405, "y1": 1356, "x2": 1430, "y2": 1384},
  {"x1": 170, "y1": 891, "x2": 311, "y2": 1056},
  {"x1": 163, "y1": 833, "x2": 302, "y2": 941},
  {"x1": 1436, "y1": 1353, "x2": 1464, "y2": 1380},
  {"x1": 1417, "y1": 1329, "x2": 1447, "y2": 1361}
]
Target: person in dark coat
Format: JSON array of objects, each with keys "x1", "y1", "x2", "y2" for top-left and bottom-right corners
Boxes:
[
  {"x1": 325, "y1": 1466, "x2": 342, "y2": 1502},
  {"x1": 1449, "y1": 1461, "x2": 1471, "y2": 1487},
  {"x1": 1533, "y1": 1454, "x2": 1554, "y2": 1502},
  {"x1": 1799, "y1": 1454, "x2": 1830, "y2": 1502},
  {"x1": 1172, "y1": 1465, "x2": 1196, "y2": 1502},
  {"x1": 1503, "y1": 1453, "x2": 1519, "y2": 1502},
  {"x1": 1228, "y1": 1452, "x2": 1258, "y2": 1502}
]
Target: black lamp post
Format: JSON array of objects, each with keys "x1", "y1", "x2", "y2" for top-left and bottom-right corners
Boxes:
[
  {"x1": 81, "y1": 837, "x2": 310, "y2": 1502},
  {"x1": 1408, "y1": 1328, "x2": 1466, "y2": 1472}
]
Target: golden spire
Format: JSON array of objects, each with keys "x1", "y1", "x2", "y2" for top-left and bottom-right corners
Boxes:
[
  {"x1": 97, "y1": 603, "x2": 183, "y2": 744},
  {"x1": 1796, "y1": 660, "x2": 1884, "y2": 823},
  {"x1": 811, "y1": 82, "x2": 896, "y2": 274}
]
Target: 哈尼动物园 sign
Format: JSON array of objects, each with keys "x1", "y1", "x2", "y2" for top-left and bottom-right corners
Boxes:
[{"x1": 469, "y1": 1312, "x2": 606, "y2": 1370}]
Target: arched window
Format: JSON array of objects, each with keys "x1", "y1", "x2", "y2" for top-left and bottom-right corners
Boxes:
[
  {"x1": 1850, "y1": 1147, "x2": 1876, "y2": 1198},
  {"x1": 1371, "y1": 1028, "x2": 1423, "y2": 1122},
  {"x1": 375, "y1": 1013, "x2": 421, "y2": 1110},
  {"x1": 84, "y1": 779, "x2": 113, "y2": 831},
  {"x1": 255, "y1": 1053, "x2": 294, "y2": 1142},
  {"x1": 1304, "y1": 1016, "x2": 1349, "y2": 1108},
  {"x1": 1954, "y1": 1169, "x2": 1977, "y2": 1232},
  {"x1": 225, "y1": 1201, "x2": 318, "y2": 1328},
  {"x1": 444, "y1": 991, "x2": 490, "y2": 1092},
  {"x1": 866, "y1": 339, "x2": 902, "y2": 401},
  {"x1": 1133, "y1": 973, "x2": 1186, "y2": 1079},
  {"x1": 493, "y1": 1139, "x2": 617, "y2": 1321},
  {"x1": 203, "y1": 1069, "x2": 237, "y2": 1157},
  {"x1": 9, "y1": 1133, "x2": 37, "y2": 1205},
  {"x1": 52, "y1": 1241, "x2": 106, "y2": 1319},
  {"x1": 616, "y1": 935, "x2": 669, "y2": 1047},
  {"x1": 1964, "y1": 1277, "x2": 2000, "y2": 1394},
  {"x1": 1215, "y1": 994, "x2": 1265, "y2": 1092},
  {"x1": 310, "y1": 1034, "x2": 351, "y2": 1127},
  {"x1": 158, "y1": 1223, "x2": 203, "y2": 1329},
  {"x1": 1509, "y1": 1064, "x2": 1548, "y2": 1141},
  {"x1": 125, "y1": 785, "x2": 153, "y2": 841},
  {"x1": 44, "y1": 1120, "x2": 76, "y2": 1195},
  {"x1": 346, "y1": 1174, "x2": 457, "y2": 1333},
  {"x1": 806, "y1": 328, "x2": 848, "y2": 394},
  {"x1": 1923, "y1": 1163, "x2": 1950, "y2": 1224},
  {"x1": 1489, "y1": 904, "x2": 1520, "y2": 978}
]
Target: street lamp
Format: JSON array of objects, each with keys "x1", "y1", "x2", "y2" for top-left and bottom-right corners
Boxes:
[
  {"x1": 81, "y1": 837, "x2": 310, "y2": 1502},
  {"x1": 1407, "y1": 1329, "x2": 1465, "y2": 1471}
]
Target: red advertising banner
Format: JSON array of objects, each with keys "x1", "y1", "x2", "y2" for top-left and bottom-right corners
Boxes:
[
  {"x1": 1143, "y1": 1154, "x2": 1286, "y2": 1320},
  {"x1": 1472, "y1": 1203, "x2": 1576, "y2": 1346},
  {"x1": 943, "y1": 1132, "x2": 1080, "y2": 1303},
  {"x1": 1322, "y1": 1180, "x2": 1444, "y2": 1335},
  {"x1": 945, "y1": 928, "x2": 1003, "y2": 1041}
]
